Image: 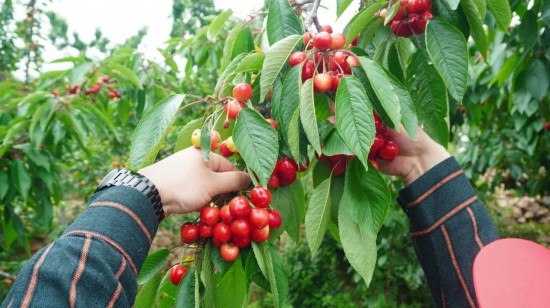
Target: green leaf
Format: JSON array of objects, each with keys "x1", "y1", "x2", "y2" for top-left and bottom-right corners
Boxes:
[
  {"x1": 231, "y1": 27, "x2": 255, "y2": 60},
  {"x1": 517, "y1": 10, "x2": 539, "y2": 50},
  {"x1": 395, "y1": 37, "x2": 416, "y2": 77},
  {"x1": 207, "y1": 9, "x2": 233, "y2": 41},
  {"x1": 442, "y1": 0, "x2": 460, "y2": 10},
  {"x1": 288, "y1": 109, "x2": 301, "y2": 162},
  {"x1": 12, "y1": 160, "x2": 31, "y2": 201},
  {"x1": 387, "y1": 74, "x2": 417, "y2": 139},
  {"x1": 425, "y1": 18, "x2": 468, "y2": 101},
  {"x1": 252, "y1": 243, "x2": 288, "y2": 308},
  {"x1": 69, "y1": 62, "x2": 93, "y2": 87},
  {"x1": 260, "y1": 34, "x2": 302, "y2": 101},
  {"x1": 526, "y1": 60, "x2": 549, "y2": 101},
  {"x1": 487, "y1": 0, "x2": 511, "y2": 32},
  {"x1": 128, "y1": 94, "x2": 185, "y2": 170},
  {"x1": 200, "y1": 124, "x2": 212, "y2": 161},
  {"x1": 108, "y1": 63, "x2": 143, "y2": 89},
  {"x1": 407, "y1": 50, "x2": 449, "y2": 146},
  {"x1": 135, "y1": 272, "x2": 163, "y2": 308},
  {"x1": 300, "y1": 78, "x2": 322, "y2": 154},
  {"x1": 137, "y1": 249, "x2": 170, "y2": 285},
  {"x1": 305, "y1": 177, "x2": 332, "y2": 257},
  {"x1": 461, "y1": 0, "x2": 488, "y2": 57},
  {"x1": 175, "y1": 119, "x2": 203, "y2": 152},
  {"x1": 339, "y1": 159, "x2": 390, "y2": 286},
  {"x1": 270, "y1": 184, "x2": 305, "y2": 241},
  {"x1": 357, "y1": 57, "x2": 401, "y2": 129},
  {"x1": 235, "y1": 53, "x2": 265, "y2": 73},
  {"x1": 233, "y1": 109, "x2": 279, "y2": 186},
  {"x1": 337, "y1": 0, "x2": 354, "y2": 17},
  {"x1": 433, "y1": 0, "x2": 470, "y2": 37},
  {"x1": 344, "y1": 3, "x2": 385, "y2": 45},
  {"x1": 214, "y1": 258, "x2": 247, "y2": 308},
  {"x1": 278, "y1": 65, "x2": 301, "y2": 146},
  {"x1": 322, "y1": 130, "x2": 353, "y2": 156},
  {"x1": 201, "y1": 243, "x2": 215, "y2": 308},
  {"x1": 335, "y1": 75, "x2": 375, "y2": 170},
  {"x1": 490, "y1": 52, "x2": 518, "y2": 87},
  {"x1": 175, "y1": 270, "x2": 196, "y2": 308},
  {"x1": 0, "y1": 170, "x2": 8, "y2": 200},
  {"x1": 267, "y1": 0, "x2": 303, "y2": 45},
  {"x1": 155, "y1": 271, "x2": 178, "y2": 308},
  {"x1": 221, "y1": 24, "x2": 247, "y2": 72}
]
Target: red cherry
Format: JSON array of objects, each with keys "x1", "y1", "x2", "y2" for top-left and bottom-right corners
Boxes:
[
  {"x1": 219, "y1": 142, "x2": 234, "y2": 158},
  {"x1": 391, "y1": 20, "x2": 413, "y2": 37},
  {"x1": 374, "y1": 113, "x2": 383, "y2": 131},
  {"x1": 330, "y1": 33, "x2": 346, "y2": 50},
  {"x1": 251, "y1": 225, "x2": 270, "y2": 242},
  {"x1": 220, "y1": 205, "x2": 233, "y2": 224},
  {"x1": 266, "y1": 118, "x2": 278, "y2": 130},
  {"x1": 277, "y1": 158, "x2": 298, "y2": 178},
  {"x1": 249, "y1": 208, "x2": 270, "y2": 229},
  {"x1": 303, "y1": 32, "x2": 313, "y2": 49},
  {"x1": 350, "y1": 35, "x2": 359, "y2": 47},
  {"x1": 302, "y1": 60, "x2": 315, "y2": 81},
  {"x1": 544, "y1": 123, "x2": 550, "y2": 131},
  {"x1": 370, "y1": 159, "x2": 380, "y2": 170},
  {"x1": 225, "y1": 99, "x2": 244, "y2": 120},
  {"x1": 333, "y1": 51, "x2": 348, "y2": 65},
  {"x1": 180, "y1": 223, "x2": 199, "y2": 244},
  {"x1": 314, "y1": 73, "x2": 333, "y2": 93},
  {"x1": 229, "y1": 196, "x2": 251, "y2": 219},
  {"x1": 320, "y1": 24, "x2": 333, "y2": 34},
  {"x1": 267, "y1": 209, "x2": 282, "y2": 230},
  {"x1": 200, "y1": 206, "x2": 220, "y2": 226},
  {"x1": 52, "y1": 90, "x2": 59, "y2": 97},
  {"x1": 250, "y1": 186, "x2": 271, "y2": 208},
  {"x1": 313, "y1": 32, "x2": 332, "y2": 51},
  {"x1": 391, "y1": 5, "x2": 406, "y2": 22},
  {"x1": 406, "y1": 0, "x2": 431, "y2": 14},
  {"x1": 378, "y1": 140, "x2": 399, "y2": 162},
  {"x1": 279, "y1": 173, "x2": 297, "y2": 186},
  {"x1": 212, "y1": 237, "x2": 222, "y2": 247},
  {"x1": 231, "y1": 219, "x2": 251, "y2": 237},
  {"x1": 232, "y1": 82, "x2": 253, "y2": 103},
  {"x1": 371, "y1": 134, "x2": 387, "y2": 152},
  {"x1": 297, "y1": 158, "x2": 310, "y2": 172},
  {"x1": 213, "y1": 222, "x2": 232, "y2": 243},
  {"x1": 289, "y1": 51, "x2": 307, "y2": 67},
  {"x1": 329, "y1": 159, "x2": 347, "y2": 176},
  {"x1": 268, "y1": 174, "x2": 280, "y2": 189},
  {"x1": 331, "y1": 73, "x2": 343, "y2": 92},
  {"x1": 328, "y1": 154, "x2": 346, "y2": 162},
  {"x1": 210, "y1": 130, "x2": 220, "y2": 151},
  {"x1": 199, "y1": 224, "x2": 213, "y2": 238},
  {"x1": 220, "y1": 243, "x2": 240, "y2": 262},
  {"x1": 102, "y1": 75, "x2": 110, "y2": 83},
  {"x1": 233, "y1": 235, "x2": 251, "y2": 248},
  {"x1": 169, "y1": 264, "x2": 188, "y2": 285},
  {"x1": 346, "y1": 55, "x2": 360, "y2": 67}
]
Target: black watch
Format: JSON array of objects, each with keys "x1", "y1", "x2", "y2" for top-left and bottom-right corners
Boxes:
[{"x1": 95, "y1": 168, "x2": 165, "y2": 223}]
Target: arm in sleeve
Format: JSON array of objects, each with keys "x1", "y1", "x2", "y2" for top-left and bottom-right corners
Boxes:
[
  {"x1": 2, "y1": 186, "x2": 158, "y2": 308},
  {"x1": 397, "y1": 157, "x2": 499, "y2": 308}
]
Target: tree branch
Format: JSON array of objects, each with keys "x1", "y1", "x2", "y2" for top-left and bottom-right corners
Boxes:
[{"x1": 305, "y1": 0, "x2": 322, "y2": 31}]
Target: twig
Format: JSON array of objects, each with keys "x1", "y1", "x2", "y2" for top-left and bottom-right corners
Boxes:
[
  {"x1": 305, "y1": 0, "x2": 322, "y2": 31},
  {"x1": 0, "y1": 270, "x2": 16, "y2": 280}
]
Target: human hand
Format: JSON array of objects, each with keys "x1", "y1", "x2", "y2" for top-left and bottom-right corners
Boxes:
[
  {"x1": 377, "y1": 128, "x2": 450, "y2": 186},
  {"x1": 139, "y1": 147, "x2": 251, "y2": 216}
]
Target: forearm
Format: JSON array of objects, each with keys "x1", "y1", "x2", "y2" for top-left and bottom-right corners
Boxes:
[
  {"x1": 2, "y1": 186, "x2": 157, "y2": 307},
  {"x1": 399, "y1": 157, "x2": 499, "y2": 307}
]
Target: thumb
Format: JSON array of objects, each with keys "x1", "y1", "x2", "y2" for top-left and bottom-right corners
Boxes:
[{"x1": 210, "y1": 171, "x2": 251, "y2": 196}]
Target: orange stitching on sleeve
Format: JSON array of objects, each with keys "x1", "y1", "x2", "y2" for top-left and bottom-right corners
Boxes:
[
  {"x1": 90, "y1": 201, "x2": 152, "y2": 244},
  {"x1": 70, "y1": 234, "x2": 92, "y2": 308},
  {"x1": 441, "y1": 226, "x2": 477, "y2": 307},
  {"x1": 21, "y1": 244, "x2": 55, "y2": 308},
  {"x1": 405, "y1": 170, "x2": 463, "y2": 208},
  {"x1": 466, "y1": 208, "x2": 484, "y2": 249},
  {"x1": 411, "y1": 196, "x2": 477, "y2": 237}
]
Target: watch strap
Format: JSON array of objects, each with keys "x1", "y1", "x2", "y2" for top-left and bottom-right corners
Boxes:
[{"x1": 95, "y1": 169, "x2": 165, "y2": 223}]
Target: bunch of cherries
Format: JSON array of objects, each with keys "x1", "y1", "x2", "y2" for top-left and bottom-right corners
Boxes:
[
  {"x1": 385, "y1": 0, "x2": 433, "y2": 37},
  {"x1": 369, "y1": 113, "x2": 399, "y2": 163},
  {"x1": 288, "y1": 25, "x2": 360, "y2": 94},
  {"x1": 268, "y1": 157, "x2": 309, "y2": 189},
  {"x1": 223, "y1": 82, "x2": 277, "y2": 129},
  {"x1": 180, "y1": 187, "x2": 282, "y2": 262}
]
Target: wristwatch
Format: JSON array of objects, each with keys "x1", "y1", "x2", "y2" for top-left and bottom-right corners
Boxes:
[{"x1": 95, "y1": 168, "x2": 165, "y2": 223}]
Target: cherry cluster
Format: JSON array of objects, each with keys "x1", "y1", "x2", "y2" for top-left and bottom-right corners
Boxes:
[
  {"x1": 387, "y1": 0, "x2": 433, "y2": 37},
  {"x1": 369, "y1": 113, "x2": 399, "y2": 162},
  {"x1": 223, "y1": 82, "x2": 277, "y2": 129},
  {"x1": 289, "y1": 25, "x2": 360, "y2": 94},
  {"x1": 191, "y1": 129, "x2": 221, "y2": 151},
  {"x1": 268, "y1": 157, "x2": 308, "y2": 189},
  {"x1": 180, "y1": 187, "x2": 282, "y2": 262}
]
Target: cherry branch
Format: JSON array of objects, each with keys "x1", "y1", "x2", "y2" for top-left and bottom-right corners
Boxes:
[{"x1": 305, "y1": 0, "x2": 322, "y2": 31}]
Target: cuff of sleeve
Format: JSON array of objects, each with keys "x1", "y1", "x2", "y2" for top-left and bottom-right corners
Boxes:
[
  {"x1": 397, "y1": 157, "x2": 478, "y2": 234},
  {"x1": 64, "y1": 186, "x2": 158, "y2": 273}
]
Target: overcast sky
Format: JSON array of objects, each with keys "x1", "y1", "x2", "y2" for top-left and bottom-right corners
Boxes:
[{"x1": 40, "y1": 1, "x2": 357, "y2": 65}]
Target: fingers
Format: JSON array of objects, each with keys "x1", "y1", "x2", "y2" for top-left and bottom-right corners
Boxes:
[
  {"x1": 210, "y1": 171, "x2": 251, "y2": 196},
  {"x1": 206, "y1": 153, "x2": 239, "y2": 172}
]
